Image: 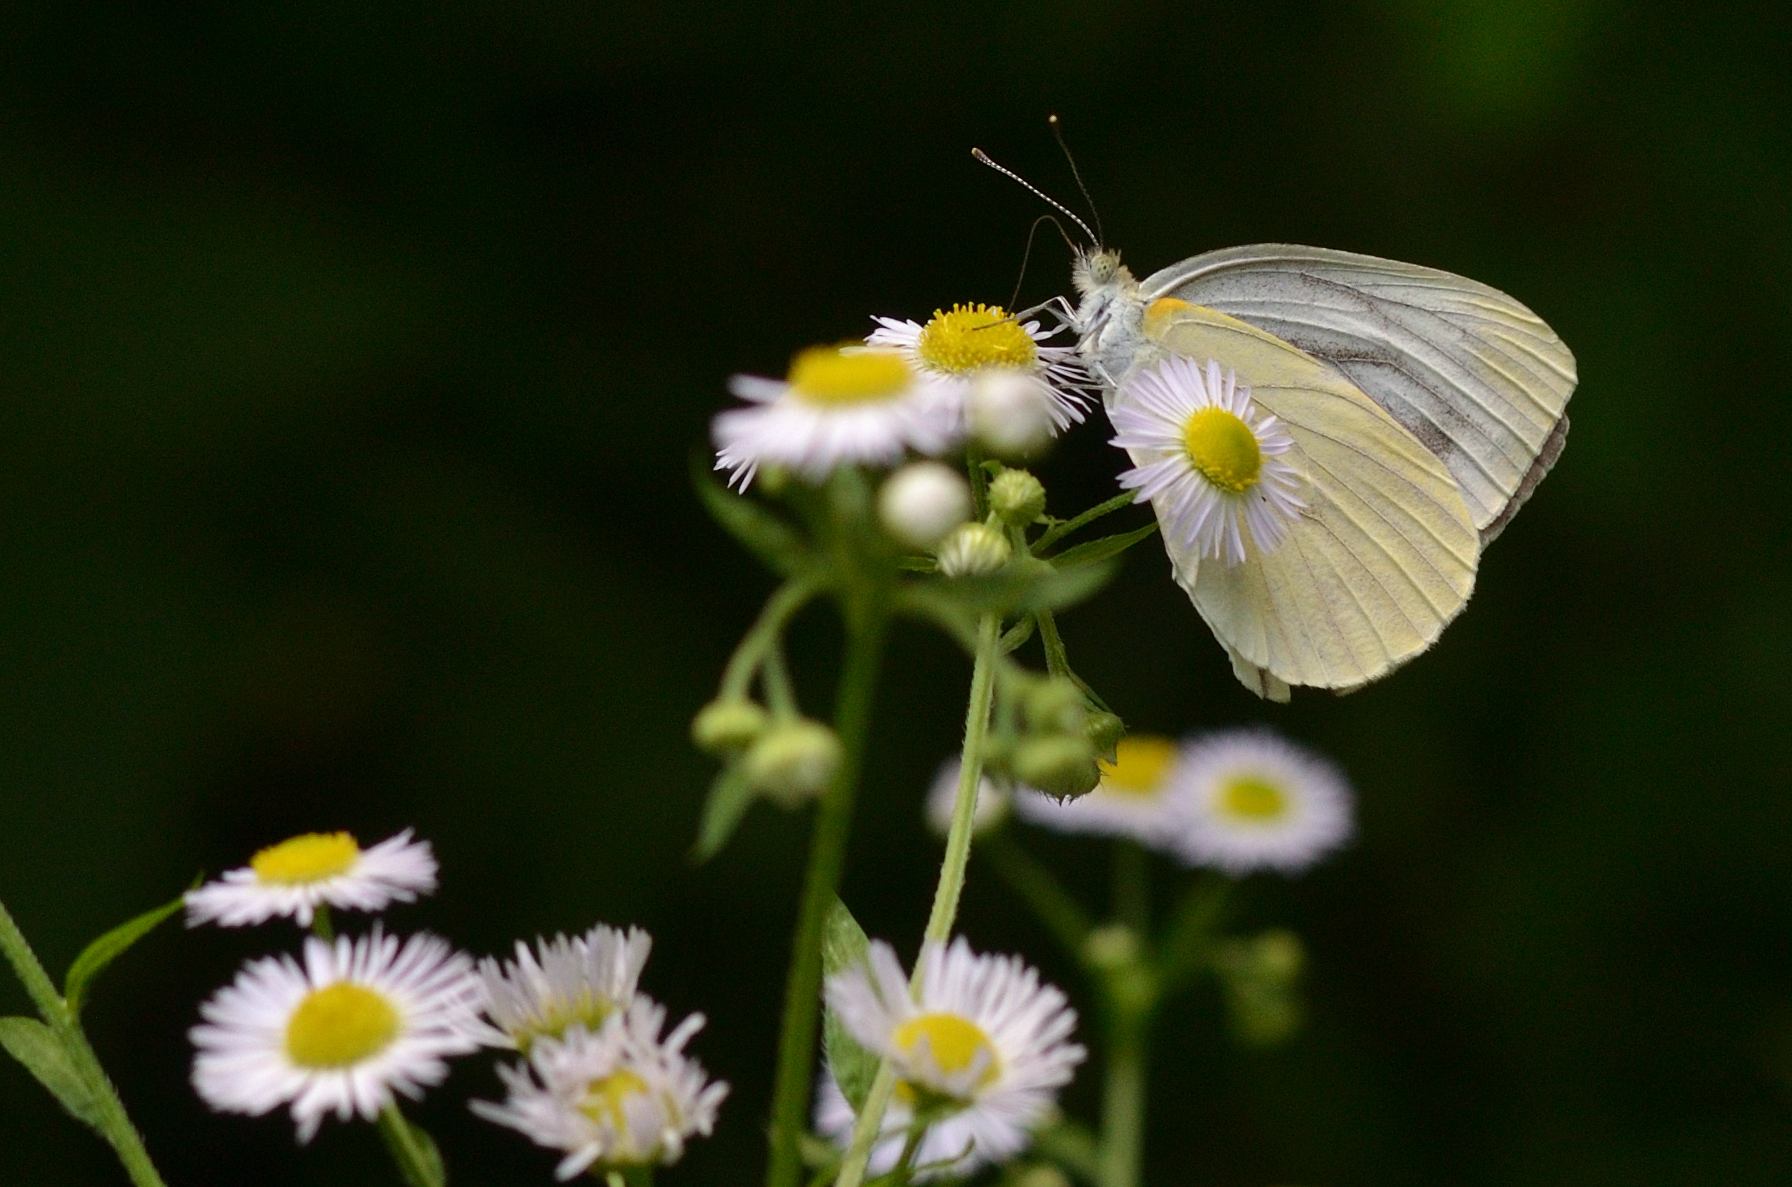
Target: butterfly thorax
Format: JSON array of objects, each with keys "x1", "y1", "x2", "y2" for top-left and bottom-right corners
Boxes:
[{"x1": 1071, "y1": 248, "x2": 1147, "y2": 395}]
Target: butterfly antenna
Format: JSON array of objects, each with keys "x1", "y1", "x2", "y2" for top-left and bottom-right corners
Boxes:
[
  {"x1": 972, "y1": 147, "x2": 1098, "y2": 246},
  {"x1": 1001, "y1": 214, "x2": 1078, "y2": 313},
  {"x1": 1048, "y1": 114, "x2": 1104, "y2": 248}
]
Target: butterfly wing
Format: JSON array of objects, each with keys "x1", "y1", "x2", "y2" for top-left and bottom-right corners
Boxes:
[
  {"x1": 1131, "y1": 300, "x2": 1481, "y2": 696},
  {"x1": 1144, "y1": 245, "x2": 1576, "y2": 542}
]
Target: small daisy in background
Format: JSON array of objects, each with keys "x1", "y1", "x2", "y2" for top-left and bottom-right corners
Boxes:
[
  {"x1": 1013, "y1": 734, "x2": 1186, "y2": 855},
  {"x1": 190, "y1": 929, "x2": 487, "y2": 1141},
  {"x1": 479, "y1": 924, "x2": 652, "y2": 1052},
  {"x1": 924, "y1": 759, "x2": 1014, "y2": 839},
  {"x1": 1110, "y1": 356, "x2": 1306, "y2": 566},
  {"x1": 473, "y1": 999, "x2": 728, "y2": 1179},
  {"x1": 869, "y1": 302, "x2": 1091, "y2": 453},
  {"x1": 1173, "y1": 730, "x2": 1354, "y2": 875},
  {"x1": 185, "y1": 829, "x2": 438, "y2": 929},
  {"x1": 713, "y1": 344, "x2": 959, "y2": 489},
  {"x1": 824, "y1": 937, "x2": 1083, "y2": 1178}
]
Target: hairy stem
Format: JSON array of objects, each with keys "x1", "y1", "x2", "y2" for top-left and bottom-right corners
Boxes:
[
  {"x1": 377, "y1": 1102, "x2": 442, "y2": 1187},
  {"x1": 764, "y1": 598, "x2": 887, "y2": 1187}
]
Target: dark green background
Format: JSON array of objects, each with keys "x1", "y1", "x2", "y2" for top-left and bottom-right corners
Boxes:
[{"x1": 3, "y1": 3, "x2": 1787, "y2": 1184}]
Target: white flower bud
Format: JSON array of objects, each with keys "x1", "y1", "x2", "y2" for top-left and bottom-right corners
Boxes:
[
  {"x1": 989, "y1": 468, "x2": 1047, "y2": 527},
  {"x1": 935, "y1": 522, "x2": 1012, "y2": 577},
  {"x1": 743, "y1": 719, "x2": 841, "y2": 806},
  {"x1": 967, "y1": 372, "x2": 1056, "y2": 458},
  {"x1": 877, "y1": 462, "x2": 971, "y2": 550}
]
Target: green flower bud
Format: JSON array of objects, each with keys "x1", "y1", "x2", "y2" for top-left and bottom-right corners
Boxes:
[
  {"x1": 1084, "y1": 710, "x2": 1126, "y2": 762},
  {"x1": 1024, "y1": 676, "x2": 1086, "y2": 736},
  {"x1": 742, "y1": 718, "x2": 841, "y2": 806},
  {"x1": 1011, "y1": 734, "x2": 1101, "y2": 799},
  {"x1": 989, "y1": 468, "x2": 1047, "y2": 527},
  {"x1": 935, "y1": 522, "x2": 1012, "y2": 577},
  {"x1": 1082, "y1": 924, "x2": 1142, "y2": 972},
  {"x1": 1216, "y1": 930, "x2": 1307, "y2": 1047},
  {"x1": 690, "y1": 698, "x2": 769, "y2": 755}
]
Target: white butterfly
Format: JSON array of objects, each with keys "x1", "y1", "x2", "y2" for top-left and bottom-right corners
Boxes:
[{"x1": 1071, "y1": 243, "x2": 1576, "y2": 700}]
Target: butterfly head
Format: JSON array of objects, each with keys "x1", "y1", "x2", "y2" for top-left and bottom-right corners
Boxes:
[{"x1": 1072, "y1": 247, "x2": 1132, "y2": 298}]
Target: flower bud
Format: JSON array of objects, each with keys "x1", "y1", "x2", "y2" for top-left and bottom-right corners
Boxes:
[
  {"x1": 690, "y1": 698, "x2": 769, "y2": 755},
  {"x1": 1216, "y1": 930, "x2": 1306, "y2": 1047},
  {"x1": 1084, "y1": 711, "x2": 1127, "y2": 762},
  {"x1": 1010, "y1": 734, "x2": 1101, "y2": 799},
  {"x1": 935, "y1": 522, "x2": 1012, "y2": 577},
  {"x1": 1082, "y1": 924, "x2": 1142, "y2": 972},
  {"x1": 742, "y1": 718, "x2": 841, "y2": 806},
  {"x1": 967, "y1": 372, "x2": 1056, "y2": 458},
  {"x1": 877, "y1": 462, "x2": 971, "y2": 550},
  {"x1": 1024, "y1": 677, "x2": 1086, "y2": 736},
  {"x1": 988, "y1": 468, "x2": 1047, "y2": 527}
]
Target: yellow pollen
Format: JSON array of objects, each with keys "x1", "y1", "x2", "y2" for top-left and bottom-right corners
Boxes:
[
  {"x1": 1182, "y1": 407, "x2": 1263, "y2": 493},
  {"x1": 578, "y1": 1068, "x2": 652, "y2": 1143},
  {"x1": 284, "y1": 983, "x2": 400, "y2": 1069},
  {"x1": 916, "y1": 304, "x2": 1038, "y2": 373},
  {"x1": 251, "y1": 832, "x2": 360, "y2": 885},
  {"x1": 891, "y1": 1013, "x2": 999, "y2": 1103},
  {"x1": 1099, "y1": 735, "x2": 1178, "y2": 798},
  {"x1": 1218, "y1": 776, "x2": 1290, "y2": 821},
  {"x1": 516, "y1": 992, "x2": 615, "y2": 1052},
  {"x1": 787, "y1": 345, "x2": 912, "y2": 406}
]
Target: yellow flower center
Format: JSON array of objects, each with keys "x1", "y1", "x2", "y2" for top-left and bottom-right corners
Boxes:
[
  {"x1": 1182, "y1": 407, "x2": 1262, "y2": 493},
  {"x1": 578, "y1": 1068, "x2": 653, "y2": 1147},
  {"x1": 284, "y1": 983, "x2": 400, "y2": 1069},
  {"x1": 1099, "y1": 736, "x2": 1179, "y2": 798},
  {"x1": 1217, "y1": 775, "x2": 1290, "y2": 821},
  {"x1": 251, "y1": 832, "x2": 360, "y2": 885},
  {"x1": 891, "y1": 1012, "x2": 999, "y2": 1103},
  {"x1": 787, "y1": 346, "x2": 913, "y2": 406},
  {"x1": 916, "y1": 304, "x2": 1038, "y2": 373},
  {"x1": 515, "y1": 992, "x2": 616, "y2": 1052}
]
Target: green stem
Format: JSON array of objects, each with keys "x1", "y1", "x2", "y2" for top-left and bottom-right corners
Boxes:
[
  {"x1": 835, "y1": 613, "x2": 1001, "y2": 1187},
  {"x1": 1098, "y1": 1003, "x2": 1149, "y2": 1187},
  {"x1": 1034, "y1": 492, "x2": 1139, "y2": 553},
  {"x1": 982, "y1": 834, "x2": 1093, "y2": 959},
  {"x1": 377, "y1": 1102, "x2": 441, "y2": 1187},
  {"x1": 722, "y1": 577, "x2": 822, "y2": 701},
  {"x1": 1112, "y1": 843, "x2": 1150, "y2": 936},
  {"x1": 1155, "y1": 874, "x2": 1231, "y2": 995},
  {"x1": 0, "y1": 898, "x2": 169, "y2": 1187},
  {"x1": 764, "y1": 598, "x2": 888, "y2": 1187}
]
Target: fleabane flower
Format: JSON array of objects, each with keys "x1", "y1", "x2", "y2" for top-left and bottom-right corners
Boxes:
[
  {"x1": 870, "y1": 303, "x2": 1091, "y2": 449},
  {"x1": 190, "y1": 930, "x2": 486, "y2": 1141},
  {"x1": 825, "y1": 938, "x2": 1083, "y2": 1176},
  {"x1": 479, "y1": 925, "x2": 652, "y2": 1051},
  {"x1": 713, "y1": 344, "x2": 958, "y2": 489},
  {"x1": 1110, "y1": 356, "x2": 1305, "y2": 566},
  {"x1": 473, "y1": 999, "x2": 728, "y2": 1179},
  {"x1": 815, "y1": 1073, "x2": 991, "y2": 1183},
  {"x1": 1173, "y1": 730, "x2": 1354, "y2": 874},
  {"x1": 1014, "y1": 734, "x2": 1186, "y2": 854},
  {"x1": 185, "y1": 829, "x2": 437, "y2": 928}
]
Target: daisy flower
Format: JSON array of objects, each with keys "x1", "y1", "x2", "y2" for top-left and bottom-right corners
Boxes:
[
  {"x1": 825, "y1": 938, "x2": 1083, "y2": 1176},
  {"x1": 190, "y1": 930, "x2": 486, "y2": 1141},
  {"x1": 1110, "y1": 356, "x2": 1306, "y2": 566},
  {"x1": 713, "y1": 344, "x2": 958, "y2": 489},
  {"x1": 1013, "y1": 734, "x2": 1186, "y2": 854},
  {"x1": 924, "y1": 759, "x2": 1013, "y2": 839},
  {"x1": 478, "y1": 924, "x2": 653, "y2": 1051},
  {"x1": 185, "y1": 829, "x2": 438, "y2": 929},
  {"x1": 472, "y1": 998, "x2": 728, "y2": 1178},
  {"x1": 1172, "y1": 730, "x2": 1354, "y2": 874},
  {"x1": 870, "y1": 303, "x2": 1091, "y2": 447}
]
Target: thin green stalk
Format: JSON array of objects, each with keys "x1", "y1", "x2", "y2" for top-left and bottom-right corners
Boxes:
[
  {"x1": 0, "y1": 898, "x2": 169, "y2": 1187},
  {"x1": 721, "y1": 576, "x2": 822, "y2": 701},
  {"x1": 1112, "y1": 843, "x2": 1150, "y2": 935},
  {"x1": 764, "y1": 599, "x2": 888, "y2": 1187},
  {"x1": 1034, "y1": 492, "x2": 1139, "y2": 553},
  {"x1": 377, "y1": 1102, "x2": 442, "y2": 1187},
  {"x1": 835, "y1": 612, "x2": 1001, "y2": 1187},
  {"x1": 1098, "y1": 1004, "x2": 1149, "y2": 1187},
  {"x1": 982, "y1": 834, "x2": 1093, "y2": 959}
]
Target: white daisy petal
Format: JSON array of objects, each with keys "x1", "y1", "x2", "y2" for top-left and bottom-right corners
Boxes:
[
  {"x1": 1013, "y1": 735, "x2": 1186, "y2": 855},
  {"x1": 1110, "y1": 355, "x2": 1306, "y2": 566},
  {"x1": 1172, "y1": 730, "x2": 1355, "y2": 875},
  {"x1": 472, "y1": 998, "x2": 727, "y2": 1175},
  {"x1": 822, "y1": 937, "x2": 1083, "y2": 1178},
  {"x1": 185, "y1": 830, "x2": 438, "y2": 929},
  {"x1": 190, "y1": 929, "x2": 488, "y2": 1141},
  {"x1": 478, "y1": 924, "x2": 652, "y2": 1051}
]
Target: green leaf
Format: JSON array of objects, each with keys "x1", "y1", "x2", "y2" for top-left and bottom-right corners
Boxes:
[
  {"x1": 64, "y1": 889, "x2": 189, "y2": 1017},
  {"x1": 691, "y1": 456, "x2": 809, "y2": 576},
  {"x1": 820, "y1": 897, "x2": 878, "y2": 1111},
  {"x1": 0, "y1": 1016, "x2": 101, "y2": 1130},
  {"x1": 924, "y1": 559, "x2": 1117, "y2": 617},
  {"x1": 691, "y1": 766, "x2": 756, "y2": 863},
  {"x1": 1045, "y1": 521, "x2": 1159, "y2": 570},
  {"x1": 380, "y1": 1110, "x2": 447, "y2": 1187}
]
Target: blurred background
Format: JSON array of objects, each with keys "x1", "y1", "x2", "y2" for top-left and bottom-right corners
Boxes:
[{"x1": 3, "y1": 2, "x2": 1788, "y2": 1184}]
